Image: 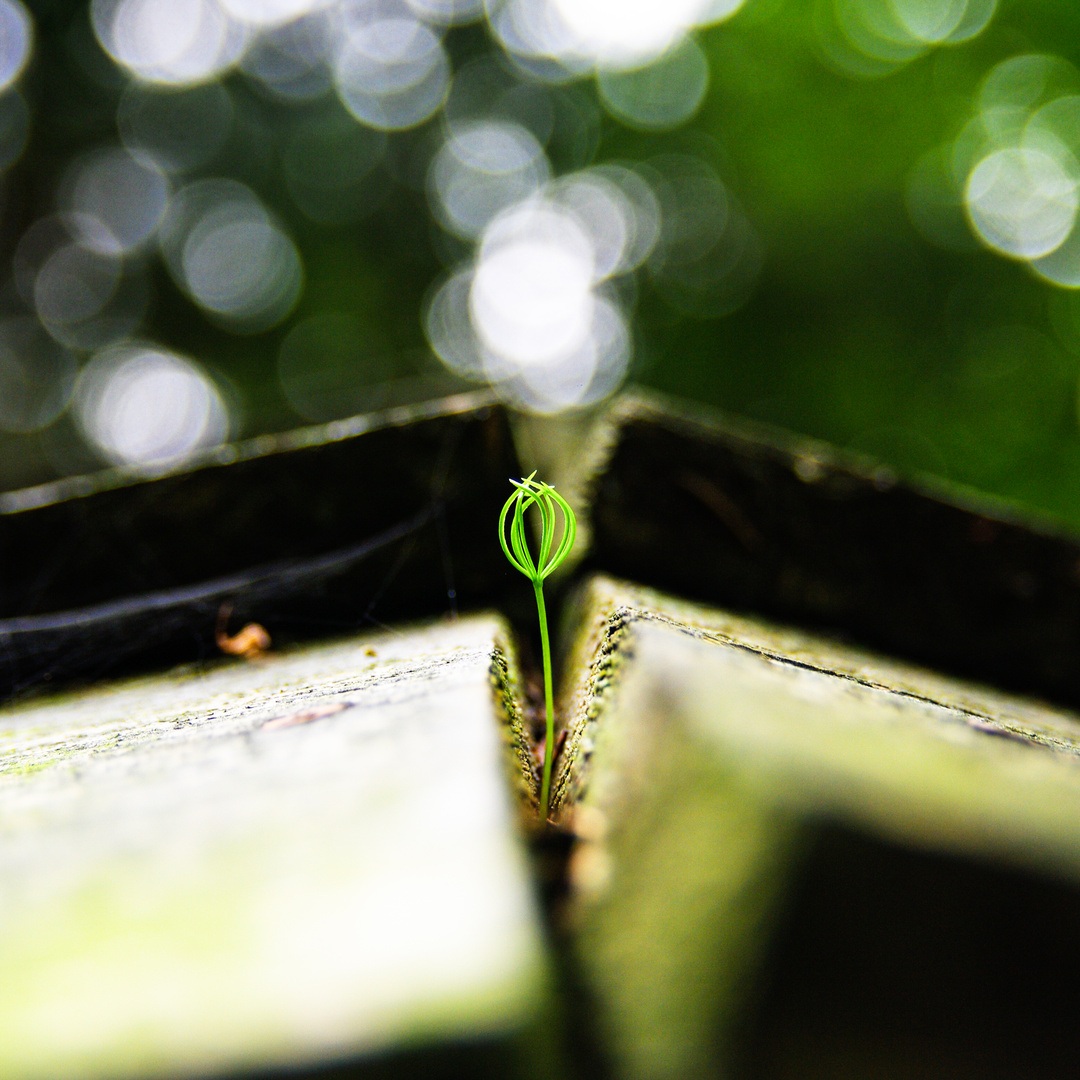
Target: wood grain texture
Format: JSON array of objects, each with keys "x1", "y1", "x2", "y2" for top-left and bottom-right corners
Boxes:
[{"x1": 0, "y1": 615, "x2": 545, "y2": 1079}]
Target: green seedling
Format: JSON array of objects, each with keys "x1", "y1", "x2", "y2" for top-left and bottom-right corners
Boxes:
[{"x1": 499, "y1": 473, "x2": 577, "y2": 822}]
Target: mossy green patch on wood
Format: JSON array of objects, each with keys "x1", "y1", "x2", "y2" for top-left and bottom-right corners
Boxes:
[
  {"x1": 0, "y1": 615, "x2": 547, "y2": 1080},
  {"x1": 554, "y1": 574, "x2": 1080, "y2": 819},
  {"x1": 489, "y1": 627, "x2": 538, "y2": 811},
  {"x1": 561, "y1": 575, "x2": 1080, "y2": 1079}
]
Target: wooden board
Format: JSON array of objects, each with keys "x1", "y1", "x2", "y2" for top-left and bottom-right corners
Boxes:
[
  {"x1": 0, "y1": 393, "x2": 518, "y2": 701},
  {"x1": 559, "y1": 575, "x2": 1080, "y2": 1079},
  {"x1": 0, "y1": 615, "x2": 544, "y2": 1079},
  {"x1": 574, "y1": 390, "x2": 1080, "y2": 710}
]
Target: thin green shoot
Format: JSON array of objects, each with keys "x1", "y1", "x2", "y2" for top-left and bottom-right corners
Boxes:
[{"x1": 498, "y1": 473, "x2": 577, "y2": 822}]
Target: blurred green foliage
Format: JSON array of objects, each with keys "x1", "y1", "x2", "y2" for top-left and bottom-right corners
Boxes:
[
  {"x1": 5, "y1": 0, "x2": 1080, "y2": 534},
  {"x1": 640, "y1": 0, "x2": 1080, "y2": 528}
]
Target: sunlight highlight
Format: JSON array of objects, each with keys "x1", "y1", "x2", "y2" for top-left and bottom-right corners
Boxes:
[
  {"x1": 64, "y1": 148, "x2": 170, "y2": 255},
  {"x1": 0, "y1": 0, "x2": 32, "y2": 93},
  {"x1": 965, "y1": 145, "x2": 1079, "y2": 261},
  {"x1": 91, "y1": 0, "x2": 249, "y2": 86},
  {"x1": 430, "y1": 119, "x2": 550, "y2": 239},
  {"x1": 424, "y1": 165, "x2": 656, "y2": 412},
  {"x1": 75, "y1": 344, "x2": 229, "y2": 468},
  {"x1": 332, "y1": 10, "x2": 450, "y2": 130},
  {"x1": 947, "y1": 54, "x2": 1080, "y2": 288},
  {"x1": 160, "y1": 179, "x2": 303, "y2": 331},
  {"x1": 816, "y1": 0, "x2": 996, "y2": 79},
  {"x1": 484, "y1": 0, "x2": 742, "y2": 76}
]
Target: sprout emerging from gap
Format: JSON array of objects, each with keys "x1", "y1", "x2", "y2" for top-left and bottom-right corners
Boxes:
[{"x1": 498, "y1": 472, "x2": 577, "y2": 822}]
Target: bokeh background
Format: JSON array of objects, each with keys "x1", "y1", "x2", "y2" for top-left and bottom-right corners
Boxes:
[{"x1": 3, "y1": 0, "x2": 1080, "y2": 528}]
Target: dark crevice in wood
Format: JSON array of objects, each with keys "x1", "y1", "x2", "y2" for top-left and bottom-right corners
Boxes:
[
  {"x1": 0, "y1": 398, "x2": 518, "y2": 702},
  {"x1": 731, "y1": 821, "x2": 1080, "y2": 1080},
  {"x1": 583, "y1": 393, "x2": 1080, "y2": 713}
]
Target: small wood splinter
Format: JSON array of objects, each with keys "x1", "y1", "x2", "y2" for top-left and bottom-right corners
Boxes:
[{"x1": 216, "y1": 604, "x2": 271, "y2": 659}]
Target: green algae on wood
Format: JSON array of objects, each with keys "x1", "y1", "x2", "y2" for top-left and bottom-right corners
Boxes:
[
  {"x1": 560, "y1": 576, "x2": 1080, "y2": 1080},
  {"x1": 489, "y1": 620, "x2": 538, "y2": 811},
  {"x1": 0, "y1": 615, "x2": 546, "y2": 1080}
]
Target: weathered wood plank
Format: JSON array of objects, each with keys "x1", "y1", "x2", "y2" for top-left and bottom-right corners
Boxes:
[
  {"x1": 558, "y1": 576, "x2": 1080, "y2": 1079},
  {"x1": 0, "y1": 615, "x2": 545, "y2": 1079},
  {"x1": 574, "y1": 390, "x2": 1080, "y2": 710},
  {"x1": 0, "y1": 393, "x2": 518, "y2": 701}
]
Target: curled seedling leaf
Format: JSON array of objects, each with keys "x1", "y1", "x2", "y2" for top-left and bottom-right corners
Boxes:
[{"x1": 499, "y1": 473, "x2": 576, "y2": 821}]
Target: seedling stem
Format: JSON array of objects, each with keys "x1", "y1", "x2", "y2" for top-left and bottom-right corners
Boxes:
[{"x1": 498, "y1": 474, "x2": 576, "y2": 821}]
